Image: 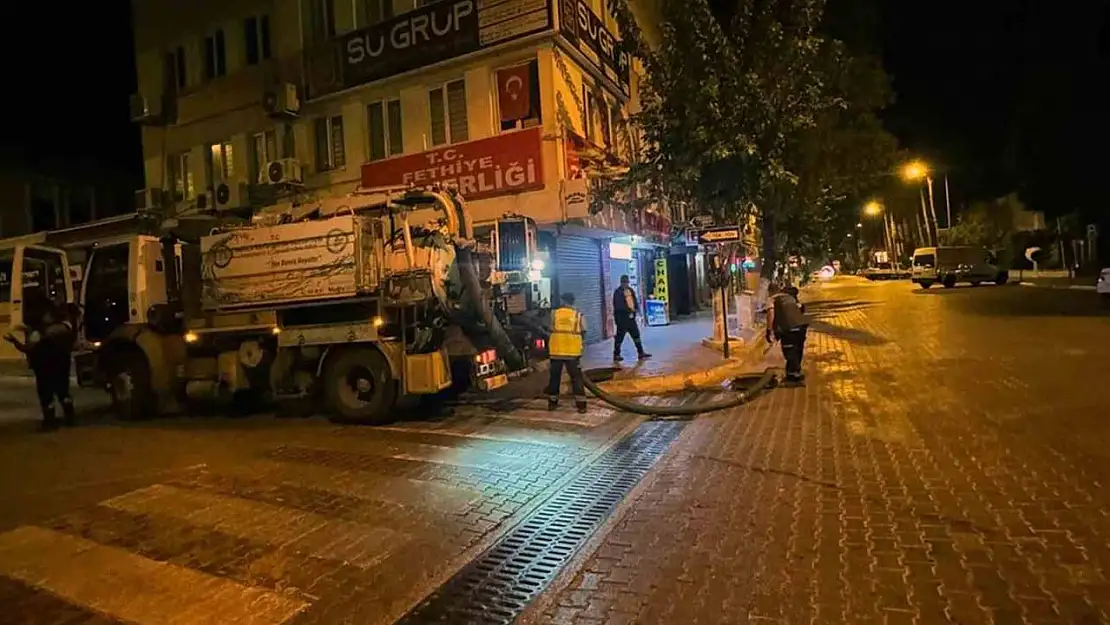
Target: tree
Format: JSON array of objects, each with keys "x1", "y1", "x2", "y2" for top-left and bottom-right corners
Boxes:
[{"x1": 604, "y1": 0, "x2": 896, "y2": 291}]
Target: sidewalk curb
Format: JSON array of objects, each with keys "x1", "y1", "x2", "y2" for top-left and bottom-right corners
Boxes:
[{"x1": 1019, "y1": 282, "x2": 1098, "y2": 292}]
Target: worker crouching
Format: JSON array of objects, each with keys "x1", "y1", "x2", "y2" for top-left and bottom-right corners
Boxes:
[{"x1": 547, "y1": 292, "x2": 588, "y2": 414}]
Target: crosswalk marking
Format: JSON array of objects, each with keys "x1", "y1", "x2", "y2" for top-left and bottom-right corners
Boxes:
[
  {"x1": 455, "y1": 405, "x2": 616, "y2": 427},
  {"x1": 308, "y1": 435, "x2": 540, "y2": 471},
  {"x1": 363, "y1": 426, "x2": 568, "y2": 448},
  {"x1": 210, "y1": 459, "x2": 481, "y2": 515},
  {"x1": 0, "y1": 526, "x2": 309, "y2": 625},
  {"x1": 104, "y1": 484, "x2": 407, "y2": 569}
]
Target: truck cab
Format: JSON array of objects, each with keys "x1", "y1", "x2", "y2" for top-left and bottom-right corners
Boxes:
[
  {"x1": 73, "y1": 235, "x2": 180, "y2": 390},
  {"x1": 0, "y1": 244, "x2": 74, "y2": 369}
]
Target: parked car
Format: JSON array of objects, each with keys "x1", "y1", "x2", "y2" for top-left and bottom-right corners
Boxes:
[
  {"x1": 863, "y1": 262, "x2": 899, "y2": 281},
  {"x1": 911, "y1": 246, "x2": 1008, "y2": 289},
  {"x1": 1098, "y1": 267, "x2": 1110, "y2": 299}
]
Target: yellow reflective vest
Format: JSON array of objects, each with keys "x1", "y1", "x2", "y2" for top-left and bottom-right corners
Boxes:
[{"x1": 549, "y1": 306, "x2": 585, "y2": 358}]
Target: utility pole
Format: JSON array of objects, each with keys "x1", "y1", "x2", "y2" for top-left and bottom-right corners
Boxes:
[
  {"x1": 944, "y1": 175, "x2": 952, "y2": 229},
  {"x1": 926, "y1": 176, "x2": 940, "y2": 243},
  {"x1": 919, "y1": 188, "x2": 934, "y2": 246}
]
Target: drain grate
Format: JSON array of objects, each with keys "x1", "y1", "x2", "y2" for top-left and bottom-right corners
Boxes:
[{"x1": 396, "y1": 421, "x2": 684, "y2": 624}]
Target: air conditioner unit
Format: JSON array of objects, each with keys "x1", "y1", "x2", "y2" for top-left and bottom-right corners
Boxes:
[
  {"x1": 263, "y1": 83, "x2": 300, "y2": 117},
  {"x1": 215, "y1": 181, "x2": 249, "y2": 210},
  {"x1": 135, "y1": 188, "x2": 164, "y2": 211},
  {"x1": 262, "y1": 158, "x2": 305, "y2": 186},
  {"x1": 129, "y1": 93, "x2": 163, "y2": 123}
]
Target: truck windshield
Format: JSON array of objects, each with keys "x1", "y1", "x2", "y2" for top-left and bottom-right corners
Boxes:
[
  {"x1": 83, "y1": 244, "x2": 130, "y2": 342},
  {"x1": 914, "y1": 254, "x2": 935, "y2": 266}
]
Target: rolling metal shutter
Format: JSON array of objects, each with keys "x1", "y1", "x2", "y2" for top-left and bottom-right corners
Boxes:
[{"x1": 555, "y1": 235, "x2": 604, "y2": 345}]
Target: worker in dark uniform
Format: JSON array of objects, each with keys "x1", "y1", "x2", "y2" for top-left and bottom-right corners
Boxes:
[
  {"x1": 5, "y1": 301, "x2": 76, "y2": 430},
  {"x1": 612, "y1": 275, "x2": 651, "y2": 363},
  {"x1": 547, "y1": 292, "x2": 588, "y2": 414},
  {"x1": 765, "y1": 283, "x2": 809, "y2": 385}
]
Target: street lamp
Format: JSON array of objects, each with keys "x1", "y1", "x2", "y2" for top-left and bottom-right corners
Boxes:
[
  {"x1": 900, "y1": 159, "x2": 952, "y2": 245},
  {"x1": 861, "y1": 200, "x2": 900, "y2": 265},
  {"x1": 901, "y1": 160, "x2": 928, "y2": 182}
]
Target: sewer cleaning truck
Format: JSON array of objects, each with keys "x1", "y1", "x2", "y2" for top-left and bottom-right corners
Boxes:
[{"x1": 50, "y1": 185, "x2": 546, "y2": 424}]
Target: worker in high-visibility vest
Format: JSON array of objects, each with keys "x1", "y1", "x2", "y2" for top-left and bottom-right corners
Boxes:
[{"x1": 547, "y1": 292, "x2": 588, "y2": 414}]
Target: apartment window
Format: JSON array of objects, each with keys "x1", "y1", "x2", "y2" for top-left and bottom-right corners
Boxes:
[
  {"x1": 310, "y1": 0, "x2": 336, "y2": 43},
  {"x1": 207, "y1": 141, "x2": 236, "y2": 183},
  {"x1": 598, "y1": 95, "x2": 612, "y2": 148},
  {"x1": 314, "y1": 115, "x2": 346, "y2": 171},
  {"x1": 368, "y1": 100, "x2": 403, "y2": 161},
  {"x1": 244, "y1": 15, "x2": 272, "y2": 65},
  {"x1": 204, "y1": 29, "x2": 227, "y2": 80},
  {"x1": 359, "y1": 0, "x2": 394, "y2": 27},
  {"x1": 68, "y1": 187, "x2": 94, "y2": 225},
  {"x1": 281, "y1": 122, "x2": 296, "y2": 158},
  {"x1": 249, "y1": 130, "x2": 278, "y2": 183},
  {"x1": 167, "y1": 152, "x2": 194, "y2": 200},
  {"x1": 610, "y1": 103, "x2": 624, "y2": 156},
  {"x1": 499, "y1": 60, "x2": 542, "y2": 132},
  {"x1": 30, "y1": 184, "x2": 58, "y2": 233},
  {"x1": 582, "y1": 85, "x2": 595, "y2": 142},
  {"x1": 429, "y1": 79, "x2": 468, "y2": 146},
  {"x1": 167, "y1": 46, "x2": 187, "y2": 91}
]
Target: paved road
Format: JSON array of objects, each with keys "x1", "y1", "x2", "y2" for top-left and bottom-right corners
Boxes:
[
  {"x1": 2, "y1": 278, "x2": 1110, "y2": 624},
  {"x1": 0, "y1": 382, "x2": 644, "y2": 625},
  {"x1": 526, "y1": 278, "x2": 1110, "y2": 625}
]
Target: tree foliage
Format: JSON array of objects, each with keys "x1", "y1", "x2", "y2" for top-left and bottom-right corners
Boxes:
[{"x1": 602, "y1": 0, "x2": 898, "y2": 280}]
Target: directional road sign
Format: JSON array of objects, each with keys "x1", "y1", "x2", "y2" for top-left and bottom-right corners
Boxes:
[{"x1": 693, "y1": 226, "x2": 742, "y2": 245}]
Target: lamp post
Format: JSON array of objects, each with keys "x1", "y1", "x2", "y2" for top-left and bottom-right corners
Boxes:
[
  {"x1": 901, "y1": 160, "x2": 951, "y2": 245},
  {"x1": 863, "y1": 201, "x2": 899, "y2": 266}
]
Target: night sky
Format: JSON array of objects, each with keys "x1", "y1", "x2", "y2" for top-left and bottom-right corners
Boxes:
[{"x1": 4, "y1": 1, "x2": 1107, "y2": 220}]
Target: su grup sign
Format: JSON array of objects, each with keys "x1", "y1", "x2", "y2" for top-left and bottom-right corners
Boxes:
[{"x1": 361, "y1": 127, "x2": 545, "y2": 201}]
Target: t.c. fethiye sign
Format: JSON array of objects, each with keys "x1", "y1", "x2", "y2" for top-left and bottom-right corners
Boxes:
[{"x1": 340, "y1": 0, "x2": 552, "y2": 89}]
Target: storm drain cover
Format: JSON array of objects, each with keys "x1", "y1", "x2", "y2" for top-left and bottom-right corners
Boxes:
[{"x1": 396, "y1": 421, "x2": 685, "y2": 624}]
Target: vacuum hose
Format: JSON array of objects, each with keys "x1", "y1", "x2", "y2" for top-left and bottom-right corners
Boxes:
[
  {"x1": 527, "y1": 324, "x2": 781, "y2": 418},
  {"x1": 453, "y1": 245, "x2": 528, "y2": 371},
  {"x1": 580, "y1": 366, "x2": 781, "y2": 419}
]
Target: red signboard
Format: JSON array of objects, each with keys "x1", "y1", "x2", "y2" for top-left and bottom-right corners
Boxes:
[{"x1": 361, "y1": 128, "x2": 544, "y2": 201}]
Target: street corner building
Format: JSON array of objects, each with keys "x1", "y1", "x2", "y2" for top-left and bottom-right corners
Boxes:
[{"x1": 127, "y1": 0, "x2": 713, "y2": 345}]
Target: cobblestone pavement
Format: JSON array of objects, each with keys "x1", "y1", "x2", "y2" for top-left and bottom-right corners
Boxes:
[
  {"x1": 0, "y1": 387, "x2": 643, "y2": 624},
  {"x1": 528, "y1": 278, "x2": 1110, "y2": 625}
]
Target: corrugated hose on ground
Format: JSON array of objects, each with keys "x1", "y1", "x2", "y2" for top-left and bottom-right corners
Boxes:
[{"x1": 580, "y1": 365, "x2": 782, "y2": 420}]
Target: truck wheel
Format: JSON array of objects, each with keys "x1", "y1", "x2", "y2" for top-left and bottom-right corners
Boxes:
[
  {"x1": 995, "y1": 271, "x2": 1009, "y2": 285},
  {"x1": 107, "y1": 352, "x2": 154, "y2": 421},
  {"x1": 323, "y1": 347, "x2": 397, "y2": 425},
  {"x1": 942, "y1": 275, "x2": 957, "y2": 288}
]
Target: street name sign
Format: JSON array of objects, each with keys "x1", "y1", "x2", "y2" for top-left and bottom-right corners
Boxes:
[{"x1": 694, "y1": 226, "x2": 742, "y2": 244}]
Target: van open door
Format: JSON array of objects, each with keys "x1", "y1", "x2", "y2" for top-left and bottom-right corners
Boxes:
[{"x1": 0, "y1": 245, "x2": 74, "y2": 366}]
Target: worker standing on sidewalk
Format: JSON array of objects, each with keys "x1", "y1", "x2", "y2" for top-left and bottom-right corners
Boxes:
[
  {"x1": 766, "y1": 284, "x2": 809, "y2": 386},
  {"x1": 612, "y1": 275, "x2": 652, "y2": 363},
  {"x1": 547, "y1": 292, "x2": 588, "y2": 414}
]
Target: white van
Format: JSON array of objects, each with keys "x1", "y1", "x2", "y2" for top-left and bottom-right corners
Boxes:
[{"x1": 911, "y1": 246, "x2": 1008, "y2": 289}]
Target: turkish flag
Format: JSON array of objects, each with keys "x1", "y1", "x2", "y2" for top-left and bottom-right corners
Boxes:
[{"x1": 497, "y1": 65, "x2": 531, "y2": 122}]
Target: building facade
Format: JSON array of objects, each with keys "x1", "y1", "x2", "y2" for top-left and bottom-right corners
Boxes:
[
  {"x1": 131, "y1": 0, "x2": 678, "y2": 343},
  {"x1": 0, "y1": 162, "x2": 137, "y2": 241}
]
